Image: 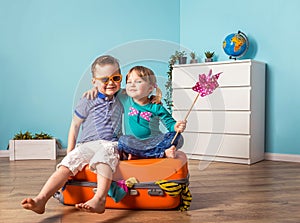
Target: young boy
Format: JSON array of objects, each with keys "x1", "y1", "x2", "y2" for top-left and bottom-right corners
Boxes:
[
  {"x1": 21, "y1": 55, "x2": 123, "y2": 214},
  {"x1": 84, "y1": 66, "x2": 186, "y2": 160}
]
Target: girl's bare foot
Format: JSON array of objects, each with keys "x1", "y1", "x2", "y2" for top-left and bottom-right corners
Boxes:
[
  {"x1": 128, "y1": 154, "x2": 139, "y2": 160},
  {"x1": 165, "y1": 146, "x2": 176, "y2": 158},
  {"x1": 21, "y1": 198, "x2": 46, "y2": 214},
  {"x1": 75, "y1": 197, "x2": 106, "y2": 214}
]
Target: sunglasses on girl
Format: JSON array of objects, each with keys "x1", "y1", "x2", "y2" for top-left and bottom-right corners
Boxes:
[{"x1": 94, "y1": 74, "x2": 122, "y2": 84}]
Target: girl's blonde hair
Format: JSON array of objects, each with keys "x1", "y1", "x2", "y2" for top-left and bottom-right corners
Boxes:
[{"x1": 126, "y1": 66, "x2": 162, "y2": 103}]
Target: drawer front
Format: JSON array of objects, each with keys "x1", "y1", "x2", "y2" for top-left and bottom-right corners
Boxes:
[
  {"x1": 172, "y1": 62, "x2": 251, "y2": 88},
  {"x1": 180, "y1": 132, "x2": 250, "y2": 158},
  {"x1": 172, "y1": 111, "x2": 251, "y2": 134},
  {"x1": 172, "y1": 87, "x2": 251, "y2": 110}
]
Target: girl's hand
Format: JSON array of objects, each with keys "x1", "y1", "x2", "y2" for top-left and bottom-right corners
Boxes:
[
  {"x1": 174, "y1": 120, "x2": 187, "y2": 133},
  {"x1": 82, "y1": 87, "x2": 98, "y2": 99}
]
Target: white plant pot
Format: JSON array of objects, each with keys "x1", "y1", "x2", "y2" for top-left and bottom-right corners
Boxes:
[{"x1": 9, "y1": 139, "x2": 57, "y2": 161}]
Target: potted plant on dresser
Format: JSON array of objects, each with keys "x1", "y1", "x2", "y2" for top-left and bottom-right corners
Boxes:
[
  {"x1": 204, "y1": 51, "x2": 215, "y2": 62},
  {"x1": 9, "y1": 131, "x2": 58, "y2": 160},
  {"x1": 190, "y1": 51, "x2": 198, "y2": 63},
  {"x1": 175, "y1": 50, "x2": 187, "y2": 64}
]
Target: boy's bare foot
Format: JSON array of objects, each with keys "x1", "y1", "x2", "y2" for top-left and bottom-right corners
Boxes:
[
  {"x1": 75, "y1": 197, "x2": 105, "y2": 214},
  {"x1": 165, "y1": 146, "x2": 176, "y2": 158},
  {"x1": 21, "y1": 198, "x2": 46, "y2": 214}
]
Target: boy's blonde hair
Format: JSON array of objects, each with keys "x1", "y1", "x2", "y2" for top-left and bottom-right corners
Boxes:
[
  {"x1": 91, "y1": 55, "x2": 121, "y2": 77},
  {"x1": 126, "y1": 66, "x2": 162, "y2": 103}
]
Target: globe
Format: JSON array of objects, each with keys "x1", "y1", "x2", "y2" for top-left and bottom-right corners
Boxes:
[{"x1": 223, "y1": 31, "x2": 249, "y2": 59}]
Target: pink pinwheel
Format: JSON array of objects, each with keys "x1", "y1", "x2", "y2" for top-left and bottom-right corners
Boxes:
[
  {"x1": 171, "y1": 69, "x2": 222, "y2": 144},
  {"x1": 192, "y1": 69, "x2": 222, "y2": 97}
]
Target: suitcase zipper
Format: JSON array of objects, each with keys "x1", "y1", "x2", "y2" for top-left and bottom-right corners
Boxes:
[
  {"x1": 64, "y1": 176, "x2": 189, "y2": 197},
  {"x1": 65, "y1": 176, "x2": 189, "y2": 189}
]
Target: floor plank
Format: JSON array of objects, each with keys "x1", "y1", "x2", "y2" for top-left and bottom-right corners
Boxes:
[{"x1": 1, "y1": 157, "x2": 300, "y2": 223}]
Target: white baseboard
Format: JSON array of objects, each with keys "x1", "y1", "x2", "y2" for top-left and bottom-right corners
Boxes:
[
  {"x1": 265, "y1": 152, "x2": 300, "y2": 163},
  {"x1": 0, "y1": 149, "x2": 67, "y2": 158},
  {"x1": 0, "y1": 150, "x2": 9, "y2": 158},
  {"x1": 2, "y1": 150, "x2": 300, "y2": 163}
]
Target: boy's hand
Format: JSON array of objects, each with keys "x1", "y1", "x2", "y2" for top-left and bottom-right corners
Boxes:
[
  {"x1": 174, "y1": 120, "x2": 187, "y2": 133},
  {"x1": 82, "y1": 87, "x2": 98, "y2": 99}
]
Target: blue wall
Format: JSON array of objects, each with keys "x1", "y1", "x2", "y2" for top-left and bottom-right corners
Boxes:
[
  {"x1": 180, "y1": 0, "x2": 300, "y2": 155},
  {"x1": 0, "y1": 0, "x2": 180, "y2": 149},
  {"x1": 1, "y1": 0, "x2": 299, "y2": 156}
]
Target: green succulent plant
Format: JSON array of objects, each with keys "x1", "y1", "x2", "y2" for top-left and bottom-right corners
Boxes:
[
  {"x1": 13, "y1": 131, "x2": 33, "y2": 140},
  {"x1": 204, "y1": 51, "x2": 215, "y2": 58},
  {"x1": 33, "y1": 132, "x2": 53, "y2": 139},
  {"x1": 13, "y1": 131, "x2": 52, "y2": 140}
]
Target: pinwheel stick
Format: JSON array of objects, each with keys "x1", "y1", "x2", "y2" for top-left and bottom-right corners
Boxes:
[
  {"x1": 170, "y1": 69, "x2": 221, "y2": 145},
  {"x1": 171, "y1": 93, "x2": 200, "y2": 144}
]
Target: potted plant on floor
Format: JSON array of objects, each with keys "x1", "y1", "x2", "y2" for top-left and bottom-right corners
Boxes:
[
  {"x1": 204, "y1": 51, "x2": 215, "y2": 62},
  {"x1": 9, "y1": 131, "x2": 58, "y2": 160}
]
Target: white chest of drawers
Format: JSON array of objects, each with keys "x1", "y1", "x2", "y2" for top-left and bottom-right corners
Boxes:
[{"x1": 172, "y1": 60, "x2": 266, "y2": 164}]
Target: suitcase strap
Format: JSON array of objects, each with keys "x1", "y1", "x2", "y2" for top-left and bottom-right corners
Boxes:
[
  {"x1": 155, "y1": 179, "x2": 192, "y2": 211},
  {"x1": 64, "y1": 177, "x2": 189, "y2": 190},
  {"x1": 57, "y1": 177, "x2": 192, "y2": 211},
  {"x1": 63, "y1": 180, "x2": 165, "y2": 197}
]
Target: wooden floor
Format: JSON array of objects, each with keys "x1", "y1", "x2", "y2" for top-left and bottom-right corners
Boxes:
[{"x1": 1, "y1": 157, "x2": 300, "y2": 223}]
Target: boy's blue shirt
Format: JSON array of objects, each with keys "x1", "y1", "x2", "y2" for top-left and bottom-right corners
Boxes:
[{"x1": 74, "y1": 92, "x2": 123, "y2": 143}]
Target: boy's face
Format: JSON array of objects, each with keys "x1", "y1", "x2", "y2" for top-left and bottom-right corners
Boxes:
[{"x1": 92, "y1": 64, "x2": 121, "y2": 99}]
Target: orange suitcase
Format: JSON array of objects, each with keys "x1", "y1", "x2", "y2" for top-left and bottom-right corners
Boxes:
[{"x1": 54, "y1": 151, "x2": 191, "y2": 210}]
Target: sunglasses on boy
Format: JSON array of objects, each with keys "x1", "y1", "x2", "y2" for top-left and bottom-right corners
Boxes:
[{"x1": 94, "y1": 74, "x2": 122, "y2": 84}]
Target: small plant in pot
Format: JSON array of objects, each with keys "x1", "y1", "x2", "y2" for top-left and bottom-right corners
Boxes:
[
  {"x1": 13, "y1": 131, "x2": 53, "y2": 140},
  {"x1": 204, "y1": 51, "x2": 215, "y2": 62},
  {"x1": 175, "y1": 50, "x2": 187, "y2": 64},
  {"x1": 190, "y1": 51, "x2": 198, "y2": 64},
  {"x1": 9, "y1": 131, "x2": 59, "y2": 160}
]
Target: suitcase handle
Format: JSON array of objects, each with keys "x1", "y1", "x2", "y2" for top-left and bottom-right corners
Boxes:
[{"x1": 148, "y1": 188, "x2": 164, "y2": 196}]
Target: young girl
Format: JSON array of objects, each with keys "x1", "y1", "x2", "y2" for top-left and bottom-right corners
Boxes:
[
  {"x1": 21, "y1": 55, "x2": 123, "y2": 214},
  {"x1": 117, "y1": 66, "x2": 186, "y2": 159}
]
